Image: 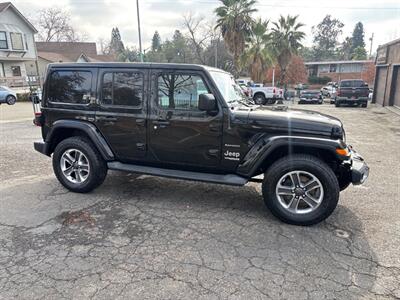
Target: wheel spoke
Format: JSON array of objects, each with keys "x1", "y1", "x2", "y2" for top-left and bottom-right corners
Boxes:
[
  {"x1": 64, "y1": 152, "x2": 75, "y2": 164},
  {"x1": 64, "y1": 166, "x2": 74, "y2": 176},
  {"x1": 277, "y1": 187, "x2": 294, "y2": 195},
  {"x1": 303, "y1": 195, "x2": 319, "y2": 208},
  {"x1": 288, "y1": 197, "x2": 300, "y2": 211},
  {"x1": 290, "y1": 172, "x2": 301, "y2": 187},
  {"x1": 304, "y1": 179, "x2": 320, "y2": 192}
]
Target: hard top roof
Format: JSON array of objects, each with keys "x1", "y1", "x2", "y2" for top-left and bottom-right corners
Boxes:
[{"x1": 47, "y1": 62, "x2": 229, "y2": 74}]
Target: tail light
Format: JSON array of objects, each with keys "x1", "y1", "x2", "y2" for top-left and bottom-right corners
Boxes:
[
  {"x1": 273, "y1": 88, "x2": 276, "y2": 94},
  {"x1": 336, "y1": 89, "x2": 341, "y2": 97},
  {"x1": 30, "y1": 93, "x2": 43, "y2": 126}
]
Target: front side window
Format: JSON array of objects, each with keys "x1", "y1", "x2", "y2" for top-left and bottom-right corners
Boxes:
[
  {"x1": 0, "y1": 32, "x2": 8, "y2": 49},
  {"x1": 48, "y1": 71, "x2": 92, "y2": 104},
  {"x1": 102, "y1": 72, "x2": 143, "y2": 107},
  {"x1": 157, "y1": 73, "x2": 209, "y2": 110},
  {"x1": 11, "y1": 66, "x2": 21, "y2": 76},
  {"x1": 10, "y1": 32, "x2": 24, "y2": 50}
]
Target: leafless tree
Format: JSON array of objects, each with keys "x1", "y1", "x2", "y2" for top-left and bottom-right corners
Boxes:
[
  {"x1": 97, "y1": 38, "x2": 111, "y2": 55},
  {"x1": 35, "y1": 7, "x2": 87, "y2": 42},
  {"x1": 182, "y1": 13, "x2": 214, "y2": 65}
]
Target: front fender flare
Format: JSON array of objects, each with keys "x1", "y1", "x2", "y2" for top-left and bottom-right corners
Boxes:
[{"x1": 236, "y1": 135, "x2": 344, "y2": 178}]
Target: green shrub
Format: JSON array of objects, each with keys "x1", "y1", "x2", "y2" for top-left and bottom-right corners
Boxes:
[
  {"x1": 308, "y1": 76, "x2": 332, "y2": 85},
  {"x1": 16, "y1": 93, "x2": 30, "y2": 102}
]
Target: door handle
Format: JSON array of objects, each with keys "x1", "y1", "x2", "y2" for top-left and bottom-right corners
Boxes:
[
  {"x1": 136, "y1": 119, "x2": 146, "y2": 126},
  {"x1": 153, "y1": 120, "x2": 170, "y2": 125},
  {"x1": 97, "y1": 116, "x2": 117, "y2": 122}
]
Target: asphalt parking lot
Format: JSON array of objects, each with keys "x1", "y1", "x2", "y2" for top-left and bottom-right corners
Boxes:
[{"x1": 1, "y1": 102, "x2": 399, "y2": 299}]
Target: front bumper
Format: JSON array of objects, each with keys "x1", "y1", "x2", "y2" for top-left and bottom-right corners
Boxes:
[{"x1": 349, "y1": 147, "x2": 369, "y2": 185}]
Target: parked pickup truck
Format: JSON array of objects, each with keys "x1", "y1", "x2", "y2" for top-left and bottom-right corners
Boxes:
[
  {"x1": 251, "y1": 86, "x2": 280, "y2": 105},
  {"x1": 335, "y1": 80, "x2": 369, "y2": 107},
  {"x1": 33, "y1": 63, "x2": 369, "y2": 226}
]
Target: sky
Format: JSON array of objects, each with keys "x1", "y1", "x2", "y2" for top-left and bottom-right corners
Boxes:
[{"x1": 11, "y1": 0, "x2": 400, "y2": 54}]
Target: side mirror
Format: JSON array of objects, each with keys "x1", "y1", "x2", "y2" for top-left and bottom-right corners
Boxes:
[
  {"x1": 198, "y1": 93, "x2": 217, "y2": 111},
  {"x1": 363, "y1": 83, "x2": 369, "y2": 87}
]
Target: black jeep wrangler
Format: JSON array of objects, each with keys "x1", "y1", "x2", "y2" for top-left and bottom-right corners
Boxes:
[{"x1": 34, "y1": 63, "x2": 369, "y2": 225}]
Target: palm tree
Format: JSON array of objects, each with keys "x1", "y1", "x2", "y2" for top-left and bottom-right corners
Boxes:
[
  {"x1": 243, "y1": 18, "x2": 273, "y2": 82},
  {"x1": 270, "y1": 15, "x2": 305, "y2": 86},
  {"x1": 215, "y1": 0, "x2": 257, "y2": 75}
]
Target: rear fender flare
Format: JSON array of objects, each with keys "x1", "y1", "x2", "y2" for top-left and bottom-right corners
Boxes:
[{"x1": 45, "y1": 120, "x2": 114, "y2": 161}]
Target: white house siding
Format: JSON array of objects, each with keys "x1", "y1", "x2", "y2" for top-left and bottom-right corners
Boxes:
[{"x1": 0, "y1": 4, "x2": 38, "y2": 88}]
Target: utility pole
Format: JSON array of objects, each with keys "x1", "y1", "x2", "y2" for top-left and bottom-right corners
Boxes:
[
  {"x1": 136, "y1": 0, "x2": 143, "y2": 62},
  {"x1": 214, "y1": 38, "x2": 218, "y2": 68},
  {"x1": 369, "y1": 33, "x2": 374, "y2": 59}
]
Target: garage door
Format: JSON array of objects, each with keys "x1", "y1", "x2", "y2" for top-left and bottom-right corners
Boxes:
[
  {"x1": 375, "y1": 67, "x2": 388, "y2": 105},
  {"x1": 392, "y1": 67, "x2": 400, "y2": 107}
]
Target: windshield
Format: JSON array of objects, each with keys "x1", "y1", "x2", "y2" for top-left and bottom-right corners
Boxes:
[{"x1": 209, "y1": 71, "x2": 251, "y2": 107}]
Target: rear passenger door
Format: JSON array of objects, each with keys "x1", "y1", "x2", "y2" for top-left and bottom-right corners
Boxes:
[{"x1": 95, "y1": 68, "x2": 147, "y2": 162}]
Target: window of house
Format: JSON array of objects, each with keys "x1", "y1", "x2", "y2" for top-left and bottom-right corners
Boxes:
[
  {"x1": 101, "y1": 72, "x2": 143, "y2": 107},
  {"x1": 11, "y1": 66, "x2": 21, "y2": 77},
  {"x1": 48, "y1": 71, "x2": 92, "y2": 104},
  {"x1": 157, "y1": 73, "x2": 209, "y2": 110},
  {"x1": 10, "y1": 32, "x2": 24, "y2": 50},
  {"x1": 0, "y1": 31, "x2": 8, "y2": 49},
  {"x1": 329, "y1": 64, "x2": 337, "y2": 73},
  {"x1": 24, "y1": 34, "x2": 28, "y2": 50}
]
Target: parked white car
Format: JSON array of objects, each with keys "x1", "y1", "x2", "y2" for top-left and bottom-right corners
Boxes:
[
  {"x1": 251, "y1": 86, "x2": 280, "y2": 105},
  {"x1": 321, "y1": 85, "x2": 336, "y2": 97}
]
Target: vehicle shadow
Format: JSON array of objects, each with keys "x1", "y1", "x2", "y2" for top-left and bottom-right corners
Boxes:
[{"x1": 0, "y1": 173, "x2": 380, "y2": 299}]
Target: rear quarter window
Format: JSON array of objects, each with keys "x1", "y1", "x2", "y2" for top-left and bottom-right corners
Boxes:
[{"x1": 47, "y1": 70, "x2": 92, "y2": 104}]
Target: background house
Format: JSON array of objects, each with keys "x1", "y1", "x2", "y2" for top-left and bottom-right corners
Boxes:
[
  {"x1": 35, "y1": 42, "x2": 115, "y2": 81},
  {"x1": 305, "y1": 60, "x2": 375, "y2": 84},
  {"x1": 373, "y1": 38, "x2": 400, "y2": 108},
  {"x1": 0, "y1": 2, "x2": 39, "y2": 89}
]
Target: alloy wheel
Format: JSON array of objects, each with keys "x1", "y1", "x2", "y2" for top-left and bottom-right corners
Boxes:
[
  {"x1": 60, "y1": 149, "x2": 90, "y2": 184},
  {"x1": 275, "y1": 171, "x2": 324, "y2": 214}
]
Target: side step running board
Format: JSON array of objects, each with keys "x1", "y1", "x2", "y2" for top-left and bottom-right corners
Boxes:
[{"x1": 107, "y1": 162, "x2": 248, "y2": 186}]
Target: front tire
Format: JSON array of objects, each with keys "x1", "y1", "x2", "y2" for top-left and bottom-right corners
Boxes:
[
  {"x1": 52, "y1": 136, "x2": 108, "y2": 193},
  {"x1": 6, "y1": 95, "x2": 16, "y2": 105},
  {"x1": 262, "y1": 154, "x2": 340, "y2": 226},
  {"x1": 335, "y1": 101, "x2": 341, "y2": 107}
]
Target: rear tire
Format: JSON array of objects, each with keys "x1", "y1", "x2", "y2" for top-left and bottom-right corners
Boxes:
[
  {"x1": 361, "y1": 102, "x2": 368, "y2": 108},
  {"x1": 6, "y1": 95, "x2": 16, "y2": 105},
  {"x1": 52, "y1": 136, "x2": 108, "y2": 193},
  {"x1": 262, "y1": 154, "x2": 340, "y2": 226},
  {"x1": 254, "y1": 93, "x2": 266, "y2": 105}
]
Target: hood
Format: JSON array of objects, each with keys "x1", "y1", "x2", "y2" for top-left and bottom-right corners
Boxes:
[{"x1": 247, "y1": 106, "x2": 343, "y2": 137}]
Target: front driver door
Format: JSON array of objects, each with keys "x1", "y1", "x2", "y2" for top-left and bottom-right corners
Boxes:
[{"x1": 148, "y1": 70, "x2": 223, "y2": 169}]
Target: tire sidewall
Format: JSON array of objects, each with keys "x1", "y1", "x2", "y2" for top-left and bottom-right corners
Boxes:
[{"x1": 263, "y1": 157, "x2": 339, "y2": 225}]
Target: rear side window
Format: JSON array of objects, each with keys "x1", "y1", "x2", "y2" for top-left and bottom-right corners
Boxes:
[
  {"x1": 101, "y1": 72, "x2": 143, "y2": 107},
  {"x1": 48, "y1": 71, "x2": 92, "y2": 104}
]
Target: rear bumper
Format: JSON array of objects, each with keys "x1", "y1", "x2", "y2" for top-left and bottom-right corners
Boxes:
[
  {"x1": 337, "y1": 97, "x2": 368, "y2": 103},
  {"x1": 349, "y1": 148, "x2": 369, "y2": 185},
  {"x1": 34, "y1": 141, "x2": 50, "y2": 156}
]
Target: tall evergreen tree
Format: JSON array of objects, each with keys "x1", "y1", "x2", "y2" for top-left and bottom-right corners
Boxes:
[
  {"x1": 350, "y1": 22, "x2": 366, "y2": 55},
  {"x1": 151, "y1": 31, "x2": 162, "y2": 52},
  {"x1": 109, "y1": 27, "x2": 125, "y2": 57}
]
